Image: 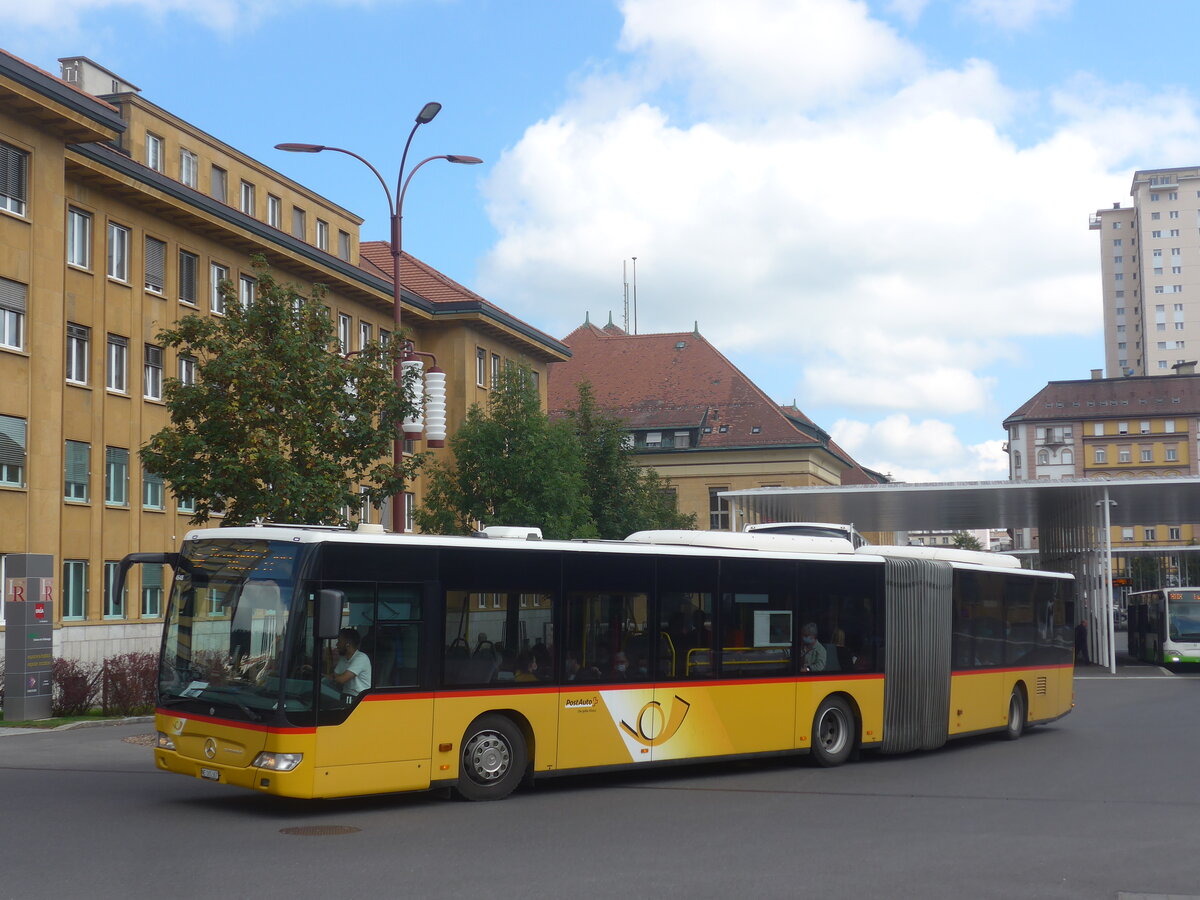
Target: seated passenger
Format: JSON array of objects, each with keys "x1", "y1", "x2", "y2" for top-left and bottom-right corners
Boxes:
[
  {"x1": 799, "y1": 622, "x2": 827, "y2": 673},
  {"x1": 514, "y1": 650, "x2": 539, "y2": 682},
  {"x1": 328, "y1": 628, "x2": 372, "y2": 698}
]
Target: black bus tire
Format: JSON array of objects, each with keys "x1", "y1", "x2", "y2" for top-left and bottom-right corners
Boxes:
[
  {"x1": 811, "y1": 696, "x2": 855, "y2": 767},
  {"x1": 457, "y1": 714, "x2": 527, "y2": 801},
  {"x1": 1003, "y1": 687, "x2": 1026, "y2": 741}
]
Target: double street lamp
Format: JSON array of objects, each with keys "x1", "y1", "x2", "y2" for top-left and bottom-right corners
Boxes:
[{"x1": 277, "y1": 102, "x2": 482, "y2": 533}]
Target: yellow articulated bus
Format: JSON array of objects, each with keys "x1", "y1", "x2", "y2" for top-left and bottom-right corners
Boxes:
[{"x1": 119, "y1": 524, "x2": 1075, "y2": 801}]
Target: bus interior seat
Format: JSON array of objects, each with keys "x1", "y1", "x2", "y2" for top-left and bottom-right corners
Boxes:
[{"x1": 823, "y1": 644, "x2": 840, "y2": 672}]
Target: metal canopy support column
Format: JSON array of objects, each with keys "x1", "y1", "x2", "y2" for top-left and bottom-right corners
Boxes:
[{"x1": 1099, "y1": 489, "x2": 1117, "y2": 674}]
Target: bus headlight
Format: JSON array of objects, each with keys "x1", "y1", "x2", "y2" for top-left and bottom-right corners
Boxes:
[
  {"x1": 157, "y1": 732, "x2": 176, "y2": 751},
  {"x1": 253, "y1": 752, "x2": 303, "y2": 772}
]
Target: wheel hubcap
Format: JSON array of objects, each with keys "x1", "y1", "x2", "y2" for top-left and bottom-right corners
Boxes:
[
  {"x1": 819, "y1": 710, "x2": 847, "y2": 753},
  {"x1": 465, "y1": 731, "x2": 510, "y2": 783}
]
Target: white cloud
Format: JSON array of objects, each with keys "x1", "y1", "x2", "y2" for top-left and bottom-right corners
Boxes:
[
  {"x1": 832, "y1": 415, "x2": 1008, "y2": 482},
  {"x1": 960, "y1": 0, "x2": 1072, "y2": 30},
  {"x1": 479, "y1": 0, "x2": 1200, "y2": 437}
]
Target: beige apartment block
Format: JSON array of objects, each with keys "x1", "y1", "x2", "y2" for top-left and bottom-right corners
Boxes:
[
  {"x1": 0, "y1": 53, "x2": 565, "y2": 662},
  {"x1": 1091, "y1": 167, "x2": 1200, "y2": 378}
]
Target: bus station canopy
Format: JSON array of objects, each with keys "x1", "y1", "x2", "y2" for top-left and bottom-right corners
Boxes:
[{"x1": 722, "y1": 476, "x2": 1200, "y2": 534}]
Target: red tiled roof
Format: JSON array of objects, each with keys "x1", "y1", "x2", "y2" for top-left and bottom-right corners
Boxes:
[
  {"x1": 549, "y1": 323, "x2": 834, "y2": 451},
  {"x1": 1004, "y1": 373, "x2": 1200, "y2": 424}
]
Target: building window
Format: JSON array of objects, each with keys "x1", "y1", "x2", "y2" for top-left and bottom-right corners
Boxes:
[
  {"x1": 491, "y1": 353, "x2": 501, "y2": 388},
  {"x1": 292, "y1": 206, "x2": 306, "y2": 239},
  {"x1": 1166, "y1": 447, "x2": 1178, "y2": 461},
  {"x1": 379, "y1": 329, "x2": 390, "y2": 349},
  {"x1": 239, "y1": 275, "x2": 255, "y2": 307},
  {"x1": 316, "y1": 219, "x2": 329, "y2": 251},
  {"x1": 337, "y1": 314, "x2": 352, "y2": 353},
  {"x1": 1014, "y1": 451, "x2": 1022, "y2": 469},
  {"x1": 1037, "y1": 449, "x2": 1049, "y2": 465},
  {"x1": 108, "y1": 223, "x2": 130, "y2": 281},
  {"x1": 1093, "y1": 423, "x2": 1104, "y2": 436},
  {"x1": 0, "y1": 277, "x2": 26, "y2": 351},
  {"x1": 1094, "y1": 448, "x2": 1106, "y2": 464},
  {"x1": 1170, "y1": 526, "x2": 1182, "y2": 541},
  {"x1": 180, "y1": 149, "x2": 198, "y2": 188},
  {"x1": 143, "y1": 467, "x2": 164, "y2": 510},
  {"x1": 1140, "y1": 448, "x2": 1153, "y2": 462},
  {"x1": 145, "y1": 132, "x2": 164, "y2": 172},
  {"x1": 1118, "y1": 421, "x2": 1129, "y2": 434},
  {"x1": 178, "y1": 249, "x2": 198, "y2": 305},
  {"x1": 1144, "y1": 528, "x2": 1157, "y2": 542},
  {"x1": 708, "y1": 487, "x2": 730, "y2": 530},
  {"x1": 1140, "y1": 421, "x2": 1151, "y2": 434},
  {"x1": 141, "y1": 564, "x2": 163, "y2": 618},
  {"x1": 338, "y1": 230, "x2": 351, "y2": 261},
  {"x1": 64, "y1": 439, "x2": 90, "y2": 501},
  {"x1": 358, "y1": 321, "x2": 372, "y2": 350},
  {"x1": 1062, "y1": 449, "x2": 1073, "y2": 465},
  {"x1": 210, "y1": 263, "x2": 228, "y2": 314},
  {"x1": 179, "y1": 355, "x2": 197, "y2": 386},
  {"x1": 1121, "y1": 527, "x2": 1134, "y2": 542},
  {"x1": 142, "y1": 235, "x2": 165, "y2": 293},
  {"x1": 106, "y1": 334, "x2": 128, "y2": 393},
  {"x1": 62, "y1": 560, "x2": 87, "y2": 620},
  {"x1": 476, "y1": 348, "x2": 487, "y2": 387},
  {"x1": 66, "y1": 323, "x2": 89, "y2": 384},
  {"x1": 1118, "y1": 449, "x2": 1131, "y2": 463},
  {"x1": 105, "y1": 447, "x2": 129, "y2": 505},
  {"x1": 1165, "y1": 419, "x2": 1176, "y2": 433},
  {"x1": 0, "y1": 141, "x2": 29, "y2": 216},
  {"x1": 0, "y1": 414, "x2": 27, "y2": 487},
  {"x1": 267, "y1": 194, "x2": 282, "y2": 228},
  {"x1": 177, "y1": 495, "x2": 195, "y2": 514},
  {"x1": 210, "y1": 165, "x2": 227, "y2": 203},
  {"x1": 144, "y1": 344, "x2": 163, "y2": 400},
  {"x1": 104, "y1": 561, "x2": 125, "y2": 619},
  {"x1": 239, "y1": 180, "x2": 255, "y2": 216},
  {"x1": 67, "y1": 207, "x2": 92, "y2": 269}
]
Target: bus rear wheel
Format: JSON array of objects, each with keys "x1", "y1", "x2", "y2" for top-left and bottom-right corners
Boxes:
[
  {"x1": 457, "y1": 714, "x2": 527, "y2": 801},
  {"x1": 1003, "y1": 688, "x2": 1026, "y2": 741},
  {"x1": 811, "y1": 696, "x2": 855, "y2": 767}
]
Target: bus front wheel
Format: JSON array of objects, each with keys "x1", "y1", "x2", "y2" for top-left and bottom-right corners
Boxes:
[
  {"x1": 457, "y1": 714, "x2": 527, "y2": 801},
  {"x1": 1003, "y1": 688, "x2": 1026, "y2": 741},
  {"x1": 811, "y1": 696, "x2": 855, "y2": 767}
]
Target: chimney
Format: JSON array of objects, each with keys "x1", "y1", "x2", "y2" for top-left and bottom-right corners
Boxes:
[
  {"x1": 1091, "y1": 369, "x2": 1103, "y2": 380},
  {"x1": 1112, "y1": 202, "x2": 1121, "y2": 209},
  {"x1": 1171, "y1": 361, "x2": 1197, "y2": 375},
  {"x1": 58, "y1": 57, "x2": 140, "y2": 96}
]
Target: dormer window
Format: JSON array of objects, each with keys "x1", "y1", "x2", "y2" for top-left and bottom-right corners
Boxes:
[{"x1": 751, "y1": 425, "x2": 761, "y2": 434}]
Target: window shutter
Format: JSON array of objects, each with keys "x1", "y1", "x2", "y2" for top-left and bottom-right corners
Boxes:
[
  {"x1": 179, "y1": 251, "x2": 197, "y2": 303},
  {"x1": 145, "y1": 237, "x2": 166, "y2": 292},
  {"x1": 142, "y1": 564, "x2": 163, "y2": 590},
  {"x1": 0, "y1": 277, "x2": 26, "y2": 314},
  {"x1": 65, "y1": 441, "x2": 90, "y2": 482},
  {"x1": 0, "y1": 415, "x2": 27, "y2": 467},
  {"x1": 0, "y1": 143, "x2": 28, "y2": 203},
  {"x1": 105, "y1": 446, "x2": 127, "y2": 469}
]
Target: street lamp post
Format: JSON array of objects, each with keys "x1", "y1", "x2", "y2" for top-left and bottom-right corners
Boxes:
[{"x1": 277, "y1": 104, "x2": 482, "y2": 533}]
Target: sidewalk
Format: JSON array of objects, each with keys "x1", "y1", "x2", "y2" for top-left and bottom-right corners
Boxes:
[{"x1": 0, "y1": 715, "x2": 153, "y2": 737}]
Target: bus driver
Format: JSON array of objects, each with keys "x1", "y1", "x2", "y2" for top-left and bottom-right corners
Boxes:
[{"x1": 328, "y1": 628, "x2": 372, "y2": 698}]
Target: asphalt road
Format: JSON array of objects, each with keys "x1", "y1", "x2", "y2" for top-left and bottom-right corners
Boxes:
[{"x1": 1, "y1": 665, "x2": 1197, "y2": 900}]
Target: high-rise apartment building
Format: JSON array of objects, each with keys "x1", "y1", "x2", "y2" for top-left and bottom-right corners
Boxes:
[{"x1": 1091, "y1": 167, "x2": 1200, "y2": 378}]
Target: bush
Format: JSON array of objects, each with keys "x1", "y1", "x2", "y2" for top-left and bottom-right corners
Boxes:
[
  {"x1": 102, "y1": 652, "x2": 157, "y2": 716},
  {"x1": 52, "y1": 657, "x2": 102, "y2": 717}
]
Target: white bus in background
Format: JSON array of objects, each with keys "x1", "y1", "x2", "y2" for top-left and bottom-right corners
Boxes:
[{"x1": 745, "y1": 522, "x2": 869, "y2": 549}]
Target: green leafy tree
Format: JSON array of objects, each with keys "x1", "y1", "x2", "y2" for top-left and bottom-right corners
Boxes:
[
  {"x1": 141, "y1": 256, "x2": 423, "y2": 526},
  {"x1": 951, "y1": 531, "x2": 983, "y2": 551},
  {"x1": 564, "y1": 381, "x2": 695, "y2": 538},
  {"x1": 415, "y1": 365, "x2": 595, "y2": 539}
]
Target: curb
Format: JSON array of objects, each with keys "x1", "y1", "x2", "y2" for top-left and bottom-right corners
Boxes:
[{"x1": 0, "y1": 715, "x2": 154, "y2": 736}]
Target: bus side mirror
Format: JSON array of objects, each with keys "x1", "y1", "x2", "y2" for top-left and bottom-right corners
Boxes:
[{"x1": 318, "y1": 589, "x2": 345, "y2": 640}]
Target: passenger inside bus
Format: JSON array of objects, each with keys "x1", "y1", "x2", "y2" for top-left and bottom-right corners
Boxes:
[{"x1": 799, "y1": 622, "x2": 827, "y2": 672}]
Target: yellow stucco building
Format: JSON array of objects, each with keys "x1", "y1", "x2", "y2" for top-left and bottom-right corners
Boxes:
[{"x1": 0, "y1": 53, "x2": 566, "y2": 662}]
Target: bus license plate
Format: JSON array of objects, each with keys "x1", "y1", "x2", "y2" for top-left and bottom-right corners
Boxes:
[{"x1": 200, "y1": 767, "x2": 220, "y2": 781}]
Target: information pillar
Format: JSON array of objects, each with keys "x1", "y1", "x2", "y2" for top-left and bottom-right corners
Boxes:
[{"x1": 4, "y1": 554, "x2": 54, "y2": 721}]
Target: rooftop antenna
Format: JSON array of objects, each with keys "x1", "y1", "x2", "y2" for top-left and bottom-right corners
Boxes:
[
  {"x1": 632, "y1": 256, "x2": 638, "y2": 335},
  {"x1": 622, "y1": 260, "x2": 629, "y2": 332}
]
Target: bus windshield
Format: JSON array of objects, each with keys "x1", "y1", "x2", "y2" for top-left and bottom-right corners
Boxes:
[
  {"x1": 159, "y1": 538, "x2": 308, "y2": 722},
  {"x1": 1169, "y1": 600, "x2": 1200, "y2": 642}
]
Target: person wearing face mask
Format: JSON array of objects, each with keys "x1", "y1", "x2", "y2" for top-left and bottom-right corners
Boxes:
[{"x1": 799, "y1": 622, "x2": 827, "y2": 673}]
